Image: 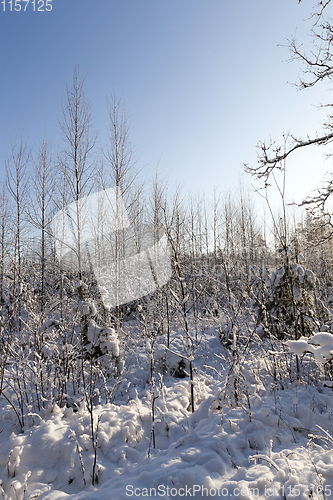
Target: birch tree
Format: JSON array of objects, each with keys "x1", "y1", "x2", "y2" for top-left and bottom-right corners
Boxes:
[
  {"x1": 6, "y1": 139, "x2": 29, "y2": 334},
  {"x1": 59, "y1": 66, "x2": 96, "y2": 279},
  {"x1": 29, "y1": 135, "x2": 55, "y2": 311},
  {"x1": 103, "y1": 93, "x2": 138, "y2": 330}
]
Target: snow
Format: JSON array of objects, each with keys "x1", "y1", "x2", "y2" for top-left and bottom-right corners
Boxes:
[
  {"x1": 1, "y1": 329, "x2": 333, "y2": 500},
  {"x1": 287, "y1": 331, "x2": 333, "y2": 364},
  {"x1": 308, "y1": 332, "x2": 333, "y2": 346},
  {"x1": 286, "y1": 338, "x2": 309, "y2": 356}
]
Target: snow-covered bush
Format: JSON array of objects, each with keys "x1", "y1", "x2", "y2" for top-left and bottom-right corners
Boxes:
[
  {"x1": 251, "y1": 243, "x2": 328, "y2": 340},
  {"x1": 287, "y1": 330, "x2": 333, "y2": 371},
  {"x1": 83, "y1": 320, "x2": 124, "y2": 375}
]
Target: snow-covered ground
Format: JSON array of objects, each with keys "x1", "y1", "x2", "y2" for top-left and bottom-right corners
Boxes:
[{"x1": 1, "y1": 328, "x2": 333, "y2": 500}]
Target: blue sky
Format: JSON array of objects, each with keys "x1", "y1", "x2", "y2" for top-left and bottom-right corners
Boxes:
[{"x1": 0, "y1": 0, "x2": 331, "y2": 206}]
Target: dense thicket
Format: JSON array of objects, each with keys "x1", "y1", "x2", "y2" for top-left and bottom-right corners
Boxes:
[{"x1": 2, "y1": 45, "x2": 333, "y2": 441}]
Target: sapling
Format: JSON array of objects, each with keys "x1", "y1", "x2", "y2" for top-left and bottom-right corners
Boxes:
[
  {"x1": 148, "y1": 387, "x2": 159, "y2": 457},
  {"x1": 68, "y1": 429, "x2": 86, "y2": 486},
  {"x1": 6, "y1": 450, "x2": 12, "y2": 477},
  {"x1": 249, "y1": 454, "x2": 286, "y2": 482},
  {"x1": 22, "y1": 471, "x2": 31, "y2": 500},
  {"x1": 91, "y1": 413, "x2": 101, "y2": 486}
]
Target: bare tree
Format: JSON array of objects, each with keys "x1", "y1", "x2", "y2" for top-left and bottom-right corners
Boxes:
[
  {"x1": 0, "y1": 183, "x2": 9, "y2": 306},
  {"x1": 161, "y1": 191, "x2": 198, "y2": 412},
  {"x1": 245, "y1": 1, "x2": 333, "y2": 230},
  {"x1": 58, "y1": 66, "x2": 96, "y2": 278},
  {"x1": 6, "y1": 138, "x2": 29, "y2": 334},
  {"x1": 28, "y1": 134, "x2": 55, "y2": 311},
  {"x1": 102, "y1": 93, "x2": 139, "y2": 330},
  {"x1": 104, "y1": 93, "x2": 138, "y2": 198}
]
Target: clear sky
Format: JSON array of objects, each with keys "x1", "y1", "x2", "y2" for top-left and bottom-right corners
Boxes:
[{"x1": 0, "y1": 0, "x2": 331, "y2": 207}]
